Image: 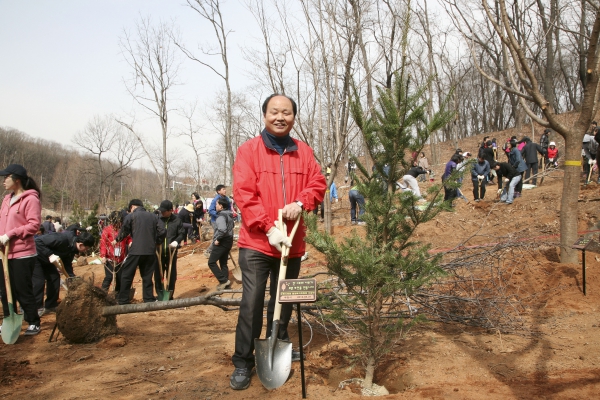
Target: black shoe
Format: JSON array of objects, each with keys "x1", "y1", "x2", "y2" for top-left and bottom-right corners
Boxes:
[
  {"x1": 25, "y1": 325, "x2": 40, "y2": 336},
  {"x1": 230, "y1": 367, "x2": 251, "y2": 390}
]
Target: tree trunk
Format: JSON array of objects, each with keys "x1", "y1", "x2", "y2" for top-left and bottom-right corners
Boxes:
[
  {"x1": 559, "y1": 134, "x2": 581, "y2": 263},
  {"x1": 363, "y1": 356, "x2": 375, "y2": 389}
]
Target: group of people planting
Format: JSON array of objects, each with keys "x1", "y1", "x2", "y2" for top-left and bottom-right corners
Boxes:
[
  {"x1": 9, "y1": 94, "x2": 588, "y2": 391},
  {"x1": 438, "y1": 121, "x2": 600, "y2": 207}
]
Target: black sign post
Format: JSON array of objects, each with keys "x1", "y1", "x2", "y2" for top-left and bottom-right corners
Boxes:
[
  {"x1": 571, "y1": 237, "x2": 600, "y2": 296},
  {"x1": 279, "y1": 278, "x2": 317, "y2": 399}
]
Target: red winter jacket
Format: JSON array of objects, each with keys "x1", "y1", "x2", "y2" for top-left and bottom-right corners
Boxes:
[
  {"x1": 100, "y1": 225, "x2": 131, "y2": 263},
  {"x1": 233, "y1": 130, "x2": 327, "y2": 258},
  {"x1": 0, "y1": 190, "x2": 41, "y2": 259},
  {"x1": 547, "y1": 147, "x2": 558, "y2": 159}
]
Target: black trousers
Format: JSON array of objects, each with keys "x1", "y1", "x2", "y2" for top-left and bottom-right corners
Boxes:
[
  {"x1": 207, "y1": 236, "x2": 233, "y2": 284},
  {"x1": 443, "y1": 186, "x2": 457, "y2": 201},
  {"x1": 101, "y1": 260, "x2": 123, "y2": 292},
  {"x1": 472, "y1": 179, "x2": 487, "y2": 200},
  {"x1": 0, "y1": 257, "x2": 40, "y2": 326},
  {"x1": 118, "y1": 254, "x2": 157, "y2": 304},
  {"x1": 182, "y1": 223, "x2": 194, "y2": 241},
  {"x1": 32, "y1": 259, "x2": 60, "y2": 310},
  {"x1": 524, "y1": 162, "x2": 539, "y2": 185},
  {"x1": 154, "y1": 249, "x2": 178, "y2": 298},
  {"x1": 231, "y1": 248, "x2": 301, "y2": 369}
]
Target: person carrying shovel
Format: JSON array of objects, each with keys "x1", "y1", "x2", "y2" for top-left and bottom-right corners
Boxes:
[
  {"x1": 229, "y1": 94, "x2": 326, "y2": 390},
  {"x1": 155, "y1": 200, "x2": 185, "y2": 300},
  {"x1": 0, "y1": 164, "x2": 42, "y2": 339}
]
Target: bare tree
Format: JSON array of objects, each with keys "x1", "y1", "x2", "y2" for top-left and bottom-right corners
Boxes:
[
  {"x1": 73, "y1": 115, "x2": 140, "y2": 209},
  {"x1": 175, "y1": 0, "x2": 235, "y2": 184},
  {"x1": 119, "y1": 16, "x2": 181, "y2": 199}
]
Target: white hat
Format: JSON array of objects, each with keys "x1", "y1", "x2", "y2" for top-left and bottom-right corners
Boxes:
[
  {"x1": 462, "y1": 152, "x2": 471, "y2": 157},
  {"x1": 549, "y1": 141, "x2": 556, "y2": 146}
]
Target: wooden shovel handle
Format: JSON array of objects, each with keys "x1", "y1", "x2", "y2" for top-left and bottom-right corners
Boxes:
[
  {"x1": 1, "y1": 243, "x2": 15, "y2": 305},
  {"x1": 272, "y1": 211, "x2": 302, "y2": 322}
]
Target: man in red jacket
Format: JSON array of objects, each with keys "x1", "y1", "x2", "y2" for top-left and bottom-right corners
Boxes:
[{"x1": 230, "y1": 94, "x2": 326, "y2": 390}]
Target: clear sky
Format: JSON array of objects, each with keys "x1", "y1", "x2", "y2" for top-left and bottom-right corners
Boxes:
[{"x1": 0, "y1": 0, "x2": 257, "y2": 150}]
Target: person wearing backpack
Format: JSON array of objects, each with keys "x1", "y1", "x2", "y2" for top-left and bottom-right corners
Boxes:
[
  {"x1": 583, "y1": 130, "x2": 599, "y2": 184},
  {"x1": 520, "y1": 137, "x2": 546, "y2": 186}
]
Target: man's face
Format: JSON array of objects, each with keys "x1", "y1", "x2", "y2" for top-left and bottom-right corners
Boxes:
[
  {"x1": 263, "y1": 96, "x2": 295, "y2": 137},
  {"x1": 161, "y1": 210, "x2": 172, "y2": 218},
  {"x1": 218, "y1": 187, "x2": 227, "y2": 196},
  {"x1": 216, "y1": 202, "x2": 223, "y2": 212}
]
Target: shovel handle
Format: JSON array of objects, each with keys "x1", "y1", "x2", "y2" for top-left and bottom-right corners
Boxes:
[
  {"x1": 272, "y1": 211, "x2": 302, "y2": 323},
  {"x1": 1, "y1": 243, "x2": 15, "y2": 305}
]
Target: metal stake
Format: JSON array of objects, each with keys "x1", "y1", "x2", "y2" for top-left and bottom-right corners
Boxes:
[
  {"x1": 583, "y1": 249, "x2": 587, "y2": 296},
  {"x1": 297, "y1": 303, "x2": 307, "y2": 398}
]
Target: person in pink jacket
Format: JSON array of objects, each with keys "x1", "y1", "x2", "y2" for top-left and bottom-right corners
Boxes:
[{"x1": 0, "y1": 164, "x2": 42, "y2": 335}]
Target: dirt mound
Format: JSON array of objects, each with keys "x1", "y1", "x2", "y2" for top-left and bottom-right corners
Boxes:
[{"x1": 56, "y1": 278, "x2": 117, "y2": 343}]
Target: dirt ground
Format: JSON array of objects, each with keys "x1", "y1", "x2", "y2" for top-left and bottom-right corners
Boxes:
[{"x1": 3, "y1": 137, "x2": 600, "y2": 398}]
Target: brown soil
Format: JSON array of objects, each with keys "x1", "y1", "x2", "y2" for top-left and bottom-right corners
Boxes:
[{"x1": 3, "y1": 134, "x2": 600, "y2": 398}]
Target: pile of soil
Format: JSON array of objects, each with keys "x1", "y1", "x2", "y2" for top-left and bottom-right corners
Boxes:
[{"x1": 56, "y1": 278, "x2": 117, "y2": 343}]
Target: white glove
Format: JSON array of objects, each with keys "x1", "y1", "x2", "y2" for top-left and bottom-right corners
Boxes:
[
  {"x1": 169, "y1": 241, "x2": 178, "y2": 248},
  {"x1": 590, "y1": 159, "x2": 596, "y2": 165},
  {"x1": 49, "y1": 254, "x2": 60, "y2": 264},
  {"x1": 0, "y1": 234, "x2": 9, "y2": 245},
  {"x1": 477, "y1": 175, "x2": 484, "y2": 180},
  {"x1": 86, "y1": 226, "x2": 93, "y2": 231},
  {"x1": 335, "y1": 198, "x2": 339, "y2": 203},
  {"x1": 504, "y1": 178, "x2": 509, "y2": 183},
  {"x1": 266, "y1": 227, "x2": 291, "y2": 252},
  {"x1": 497, "y1": 188, "x2": 503, "y2": 195}
]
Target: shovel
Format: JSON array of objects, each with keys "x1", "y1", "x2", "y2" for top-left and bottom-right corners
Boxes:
[
  {"x1": 229, "y1": 253, "x2": 242, "y2": 282},
  {"x1": 255, "y1": 210, "x2": 301, "y2": 390},
  {"x1": 1, "y1": 243, "x2": 23, "y2": 344},
  {"x1": 160, "y1": 246, "x2": 176, "y2": 301},
  {"x1": 477, "y1": 176, "x2": 483, "y2": 200}
]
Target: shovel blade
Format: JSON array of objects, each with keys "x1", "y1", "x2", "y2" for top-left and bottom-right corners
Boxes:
[
  {"x1": 232, "y1": 265, "x2": 242, "y2": 282},
  {"x1": 254, "y1": 336, "x2": 292, "y2": 390},
  {"x1": 1, "y1": 304, "x2": 23, "y2": 345},
  {"x1": 159, "y1": 289, "x2": 171, "y2": 302}
]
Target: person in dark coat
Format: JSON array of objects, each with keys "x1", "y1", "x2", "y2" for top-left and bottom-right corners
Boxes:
[
  {"x1": 479, "y1": 141, "x2": 496, "y2": 183},
  {"x1": 520, "y1": 137, "x2": 546, "y2": 186},
  {"x1": 208, "y1": 197, "x2": 235, "y2": 290},
  {"x1": 508, "y1": 140, "x2": 528, "y2": 196},
  {"x1": 471, "y1": 156, "x2": 491, "y2": 201},
  {"x1": 33, "y1": 231, "x2": 94, "y2": 314},
  {"x1": 193, "y1": 200, "x2": 205, "y2": 241},
  {"x1": 41, "y1": 215, "x2": 56, "y2": 234},
  {"x1": 178, "y1": 203, "x2": 195, "y2": 243},
  {"x1": 155, "y1": 200, "x2": 185, "y2": 299},
  {"x1": 114, "y1": 199, "x2": 166, "y2": 305},
  {"x1": 492, "y1": 162, "x2": 520, "y2": 204}
]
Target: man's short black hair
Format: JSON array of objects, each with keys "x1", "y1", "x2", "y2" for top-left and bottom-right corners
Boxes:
[
  {"x1": 262, "y1": 94, "x2": 298, "y2": 117},
  {"x1": 217, "y1": 197, "x2": 230, "y2": 209},
  {"x1": 215, "y1": 184, "x2": 226, "y2": 193},
  {"x1": 75, "y1": 231, "x2": 95, "y2": 247},
  {"x1": 45, "y1": 215, "x2": 52, "y2": 220}
]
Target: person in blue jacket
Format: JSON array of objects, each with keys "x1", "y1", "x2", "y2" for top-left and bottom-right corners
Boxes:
[{"x1": 471, "y1": 156, "x2": 491, "y2": 201}]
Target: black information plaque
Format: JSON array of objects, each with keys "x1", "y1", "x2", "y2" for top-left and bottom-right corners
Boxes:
[{"x1": 278, "y1": 278, "x2": 317, "y2": 303}]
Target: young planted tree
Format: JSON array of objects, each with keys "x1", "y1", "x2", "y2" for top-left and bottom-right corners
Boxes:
[{"x1": 306, "y1": 68, "x2": 455, "y2": 392}]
